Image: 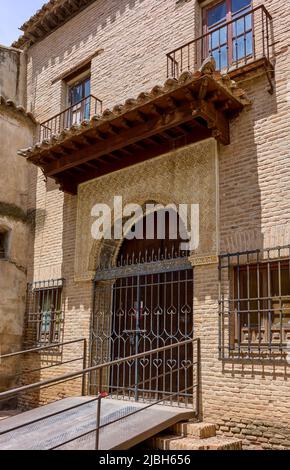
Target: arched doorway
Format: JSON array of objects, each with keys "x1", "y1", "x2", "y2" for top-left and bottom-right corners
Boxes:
[{"x1": 90, "y1": 209, "x2": 194, "y2": 405}]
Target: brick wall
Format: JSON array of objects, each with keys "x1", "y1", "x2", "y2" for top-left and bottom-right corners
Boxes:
[{"x1": 23, "y1": 0, "x2": 290, "y2": 450}]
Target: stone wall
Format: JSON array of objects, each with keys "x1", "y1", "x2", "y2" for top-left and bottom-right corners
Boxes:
[
  {"x1": 0, "y1": 45, "x2": 26, "y2": 106},
  {"x1": 22, "y1": 0, "x2": 290, "y2": 449},
  {"x1": 0, "y1": 46, "x2": 35, "y2": 402}
]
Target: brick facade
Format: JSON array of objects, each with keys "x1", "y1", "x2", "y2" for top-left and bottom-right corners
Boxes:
[{"x1": 10, "y1": 0, "x2": 290, "y2": 449}]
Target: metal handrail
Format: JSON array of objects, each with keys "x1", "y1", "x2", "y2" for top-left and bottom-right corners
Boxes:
[
  {"x1": 167, "y1": 5, "x2": 271, "y2": 56},
  {"x1": 0, "y1": 338, "x2": 196, "y2": 400},
  {"x1": 39, "y1": 94, "x2": 103, "y2": 141},
  {"x1": 0, "y1": 338, "x2": 88, "y2": 397},
  {"x1": 0, "y1": 338, "x2": 86, "y2": 359},
  {"x1": 0, "y1": 338, "x2": 201, "y2": 450}
]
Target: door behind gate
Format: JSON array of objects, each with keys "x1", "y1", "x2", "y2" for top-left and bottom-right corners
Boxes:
[
  {"x1": 89, "y1": 209, "x2": 195, "y2": 406},
  {"x1": 90, "y1": 262, "x2": 194, "y2": 406}
]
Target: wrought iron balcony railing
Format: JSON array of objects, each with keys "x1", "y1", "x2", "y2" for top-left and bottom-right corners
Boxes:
[
  {"x1": 39, "y1": 94, "x2": 103, "y2": 142},
  {"x1": 167, "y1": 5, "x2": 273, "y2": 80}
]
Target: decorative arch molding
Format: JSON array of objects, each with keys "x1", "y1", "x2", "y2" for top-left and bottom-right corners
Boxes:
[
  {"x1": 75, "y1": 138, "x2": 218, "y2": 281},
  {"x1": 89, "y1": 195, "x2": 192, "y2": 274}
]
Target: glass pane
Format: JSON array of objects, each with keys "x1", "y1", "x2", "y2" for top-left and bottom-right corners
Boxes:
[
  {"x1": 70, "y1": 84, "x2": 83, "y2": 105},
  {"x1": 212, "y1": 46, "x2": 228, "y2": 70},
  {"x1": 220, "y1": 25, "x2": 227, "y2": 44},
  {"x1": 233, "y1": 17, "x2": 245, "y2": 36},
  {"x1": 233, "y1": 15, "x2": 252, "y2": 36},
  {"x1": 231, "y1": 0, "x2": 251, "y2": 14},
  {"x1": 220, "y1": 45, "x2": 228, "y2": 69},
  {"x1": 84, "y1": 97, "x2": 91, "y2": 120},
  {"x1": 245, "y1": 13, "x2": 252, "y2": 31},
  {"x1": 207, "y1": 1, "x2": 227, "y2": 27},
  {"x1": 41, "y1": 311, "x2": 51, "y2": 333},
  {"x1": 210, "y1": 30, "x2": 220, "y2": 49},
  {"x1": 210, "y1": 26, "x2": 228, "y2": 49},
  {"x1": 84, "y1": 78, "x2": 91, "y2": 97},
  {"x1": 233, "y1": 36, "x2": 244, "y2": 60},
  {"x1": 245, "y1": 31, "x2": 253, "y2": 56}
]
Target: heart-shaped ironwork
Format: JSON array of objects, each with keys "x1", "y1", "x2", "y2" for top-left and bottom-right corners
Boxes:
[
  {"x1": 141, "y1": 307, "x2": 150, "y2": 317},
  {"x1": 167, "y1": 359, "x2": 177, "y2": 369},
  {"x1": 154, "y1": 307, "x2": 163, "y2": 316},
  {"x1": 128, "y1": 308, "x2": 136, "y2": 317},
  {"x1": 181, "y1": 360, "x2": 192, "y2": 369},
  {"x1": 181, "y1": 304, "x2": 191, "y2": 315},
  {"x1": 126, "y1": 359, "x2": 135, "y2": 367},
  {"x1": 116, "y1": 308, "x2": 125, "y2": 317},
  {"x1": 167, "y1": 306, "x2": 177, "y2": 316},
  {"x1": 140, "y1": 358, "x2": 150, "y2": 368},
  {"x1": 153, "y1": 358, "x2": 162, "y2": 368}
]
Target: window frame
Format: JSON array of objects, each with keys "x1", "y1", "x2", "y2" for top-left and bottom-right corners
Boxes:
[
  {"x1": 202, "y1": 0, "x2": 254, "y2": 70},
  {"x1": 232, "y1": 261, "x2": 290, "y2": 349},
  {"x1": 65, "y1": 72, "x2": 91, "y2": 126},
  {"x1": 219, "y1": 247, "x2": 290, "y2": 360},
  {"x1": 25, "y1": 279, "x2": 65, "y2": 347}
]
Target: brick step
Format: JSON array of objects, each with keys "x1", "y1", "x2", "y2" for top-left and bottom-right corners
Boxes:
[
  {"x1": 169, "y1": 421, "x2": 217, "y2": 438},
  {"x1": 147, "y1": 434, "x2": 242, "y2": 451}
]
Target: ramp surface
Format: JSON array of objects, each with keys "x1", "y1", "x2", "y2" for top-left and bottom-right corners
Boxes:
[{"x1": 0, "y1": 397, "x2": 194, "y2": 450}]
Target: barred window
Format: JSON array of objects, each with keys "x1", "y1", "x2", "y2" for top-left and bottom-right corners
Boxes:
[
  {"x1": 219, "y1": 247, "x2": 290, "y2": 358},
  {"x1": 25, "y1": 279, "x2": 64, "y2": 346}
]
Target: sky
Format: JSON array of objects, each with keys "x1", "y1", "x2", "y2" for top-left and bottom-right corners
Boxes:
[{"x1": 0, "y1": 0, "x2": 46, "y2": 46}]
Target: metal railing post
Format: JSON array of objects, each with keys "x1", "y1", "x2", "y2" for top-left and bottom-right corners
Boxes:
[
  {"x1": 95, "y1": 368, "x2": 103, "y2": 450},
  {"x1": 196, "y1": 338, "x2": 201, "y2": 420},
  {"x1": 82, "y1": 339, "x2": 88, "y2": 396}
]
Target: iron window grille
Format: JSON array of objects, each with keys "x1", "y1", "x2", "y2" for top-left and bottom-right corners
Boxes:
[
  {"x1": 219, "y1": 246, "x2": 290, "y2": 359},
  {"x1": 25, "y1": 279, "x2": 65, "y2": 347}
]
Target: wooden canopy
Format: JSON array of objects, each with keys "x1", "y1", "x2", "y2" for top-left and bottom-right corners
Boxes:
[{"x1": 18, "y1": 65, "x2": 250, "y2": 194}]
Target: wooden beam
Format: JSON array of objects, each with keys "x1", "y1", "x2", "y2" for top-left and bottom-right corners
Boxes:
[
  {"x1": 43, "y1": 103, "x2": 200, "y2": 176},
  {"x1": 55, "y1": 125, "x2": 211, "y2": 193},
  {"x1": 191, "y1": 99, "x2": 230, "y2": 145}
]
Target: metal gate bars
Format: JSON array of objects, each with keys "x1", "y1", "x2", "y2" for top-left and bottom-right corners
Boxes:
[{"x1": 89, "y1": 255, "x2": 195, "y2": 407}]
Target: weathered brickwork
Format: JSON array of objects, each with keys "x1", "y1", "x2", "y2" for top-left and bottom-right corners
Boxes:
[{"x1": 16, "y1": 0, "x2": 290, "y2": 449}]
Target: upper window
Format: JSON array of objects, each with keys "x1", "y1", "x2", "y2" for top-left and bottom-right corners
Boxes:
[
  {"x1": 65, "y1": 73, "x2": 91, "y2": 127},
  {"x1": 204, "y1": 0, "x2": 253, "y2": 70}
]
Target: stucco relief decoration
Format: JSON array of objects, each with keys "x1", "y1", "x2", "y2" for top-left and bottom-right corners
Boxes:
[{"x1": 75, "y1": 138, "x2": 218, "y2": 281}]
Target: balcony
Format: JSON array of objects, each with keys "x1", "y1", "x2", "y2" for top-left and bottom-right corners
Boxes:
[
  {"x1": 39, "y1": 95, "x2": 103, "y2": 141},
  {"x1": 20, "y1": 67, "x2": 250, "y2": 194},
  {"x1": 167, "y1": 5, "x2": 274, "y2": 91}
]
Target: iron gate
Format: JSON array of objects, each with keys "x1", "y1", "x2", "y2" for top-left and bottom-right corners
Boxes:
[{"x1": 89, "y1": 256, "x2": 195, "y2": 406}]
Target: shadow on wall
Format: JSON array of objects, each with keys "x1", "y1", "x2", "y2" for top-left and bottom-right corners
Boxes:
[
  {"x1": 28, "y1": 0, "x2": 199, "y2": 115},
  {"x1": 193, "y1": 70, "x2": 290, "y2": 378},
  {"x1": 30, "y1": 0, "x2": 146, "y2": 77}
]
